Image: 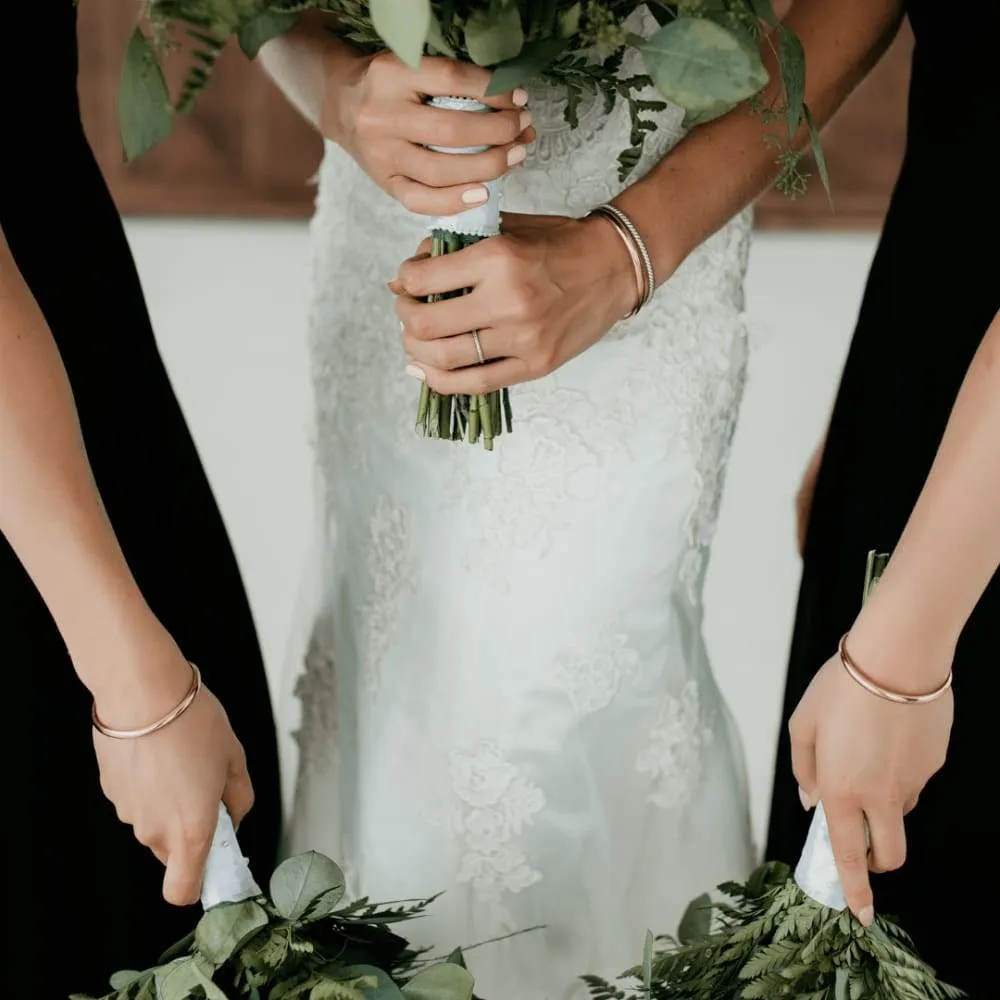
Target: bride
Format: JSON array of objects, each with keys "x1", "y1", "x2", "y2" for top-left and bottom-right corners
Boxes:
[{"x1": 260, "y1": 4, "x2": 891, "y2": 996}]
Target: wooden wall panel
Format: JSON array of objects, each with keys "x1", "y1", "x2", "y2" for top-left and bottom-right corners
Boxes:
[{"x1": 77, "y1": 6, "x2": 912, "y2": 229}]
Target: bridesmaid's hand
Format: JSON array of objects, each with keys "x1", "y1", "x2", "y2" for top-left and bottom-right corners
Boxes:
[
  {"x1": 391, "y1": 213, "x2": 639, "y2": 393},
  {"x1": 789, "y1": 638, "x2": 953, "y2": 926},
  {"x1": 324, "y1": 49, "x2": 534, "y2": 215},
  {"x1": 91, "y1": 637, "x2": 254, "y2": 906}
]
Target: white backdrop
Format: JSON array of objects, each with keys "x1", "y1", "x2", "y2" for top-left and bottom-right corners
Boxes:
[{"x1": 124, "y1": 219, "x2": 877, "y2": 849}]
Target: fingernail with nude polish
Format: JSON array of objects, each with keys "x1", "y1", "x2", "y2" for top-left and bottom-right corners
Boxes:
[
  {"x1": 798, "y1": 787, "x2": 814, "y2": 811},
  {"x1": 519, "y1": 110, "x2": 533, "y2": 132},
  {"x1": 462, "y1": 186, "x2": 490, "y2": 205},
  {"x1": 405, "y1": 364, "x2": 426, "y2": 381},
  {"x1": 507, "y1": 144, "x2": 527, "y2": 167},
  {"x1": 858, "y1": 905, "x2": 875, "y2": 928},
  {"x1": 513, "y1": 88, "x2": 529, "y2": 107}
]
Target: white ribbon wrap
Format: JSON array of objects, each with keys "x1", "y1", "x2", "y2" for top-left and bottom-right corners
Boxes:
[
  {"x1": 426, "y1": 97, "x2": 502, "y2": 238},
  {"x1": 794, "y1": 802, "x2": 847, "y2": 910},
  {"x1": 199, "y1": 804, "x2": 262, "y2": 910}
]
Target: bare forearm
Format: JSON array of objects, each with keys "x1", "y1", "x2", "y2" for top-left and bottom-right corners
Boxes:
[
  {"x1": 616, "y1": 0, "x2": 904, "y2": 279},
  {"x1": 852, "y1": 310, "x2": 1000, "y2": 682},
  {"x1": 258, "y1": 11, "x2": 363, "y2": 139},
  {"x1": 0, "y1": 231, "x2": 185, "y2": 705}
]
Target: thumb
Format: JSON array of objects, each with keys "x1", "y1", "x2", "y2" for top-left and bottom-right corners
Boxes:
[
  {"x1": 789, "y1": 716, "x2": 818, "y2": 809},
  {"x1": 222, "y1": 753, "x2": 255, "y2": 829}
]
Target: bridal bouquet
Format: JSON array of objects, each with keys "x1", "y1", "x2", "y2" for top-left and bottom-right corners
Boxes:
[
  {"x1": 120, "y1": 0, "x2": 824, "y2": 449},
  {"x1": 73, "y1": 807, "x2": 474, "y2": 1000},
  {"x1": 585, "y1": 553, "x2": 963, "y2": 1000}
]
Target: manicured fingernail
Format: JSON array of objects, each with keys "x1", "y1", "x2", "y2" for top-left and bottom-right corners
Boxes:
[
  {"x1": 519, "y1": 110, "x2": 533, "y2": 132},
  {"x1": 858, "y1": 905, "x2": 875, "y2": 928},
  {"x1": 798, "y1": 787, "x2": 814, "y2": 811},
  {"x1": 405, "y1": 364, "x2": 426, "y2": 381},
  {"x1": 513, "y1": 88, "x2": 529, "y2": 107},
  {"x1": 462, "y1": 186, "x2": 489, "y2": 205},
  {"x1": 507, "y1": 144, "x2": 527, "y2": 167}
]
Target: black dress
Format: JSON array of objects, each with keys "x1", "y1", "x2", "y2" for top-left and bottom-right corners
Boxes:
[
  {"x1": 2, "y1": 6, "x2": 281, "y2": 997},
  {"x1": 766, "y1": 3, "x2": 999, "y2": 995}
]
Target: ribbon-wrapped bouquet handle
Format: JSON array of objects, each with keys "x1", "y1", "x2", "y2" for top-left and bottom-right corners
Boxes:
[{"x1": 199, "y1": 803, "x2": 261, "y2": 909}]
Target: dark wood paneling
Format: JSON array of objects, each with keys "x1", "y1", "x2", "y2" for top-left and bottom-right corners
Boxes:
[{"x1": 78, "y1": 7, "x2": 912, "y2": 229}]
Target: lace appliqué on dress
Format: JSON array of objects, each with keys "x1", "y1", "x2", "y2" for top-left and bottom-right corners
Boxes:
[
  {"x1": 359, "y1": 496, "x2": 416, "y2": 699},
  {"x1": 557, "y1": 632, "x2": 640, "y2": 716},
  {"x1": 636, "y1": 680, "x2": 714, "y2": 809},
  {"x1": 450, "y1": 743, "x2": 545, "y2": 910}
]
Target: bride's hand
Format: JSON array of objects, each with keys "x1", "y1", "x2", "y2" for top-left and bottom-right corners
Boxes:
[
  {"x1": 323, "y1": 49, "x2": 534, "y2": 215},
  {"x1": 391, "y1": 213, "x2": 638, "y2": 392},
  {"x1": 789, "y1": 636, "x2": 953, "y2": 926},
  {"x1": 91, "y1": 638, "x2": 254, "y2": 906}
]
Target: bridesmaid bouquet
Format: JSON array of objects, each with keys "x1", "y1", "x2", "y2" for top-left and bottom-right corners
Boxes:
[
  {"x1": 120, "y1": 0, "x2": 823, "y2": 449},
  {"x1": 585, "y1": 553, "x2": 963, "y2": 1000},
  {"x1": 73, "y1": 807, "x2": 474, "y2": 1000}
]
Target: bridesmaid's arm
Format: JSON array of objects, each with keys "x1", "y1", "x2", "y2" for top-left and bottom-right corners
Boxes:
[
  {"x1": 0, "y1": 226, "x2": 190, "y2": 715},
  {"x1": 616, "y1": 0, "x2": 906, "y2": 280},
  {"x1": 847, "y1": 309, "x2": 1000, "y2": 686}
]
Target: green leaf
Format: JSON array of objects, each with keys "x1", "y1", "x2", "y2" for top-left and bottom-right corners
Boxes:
[
  {"x1": 641, "y1": 929, "x2": 654, "y2": 992},
  {"x1": 677, "y1": 893, "x2": 713, "y2": 944},
  {"x1": 486, "y1": 38, "x2": 568, "y2": 95},
  {"x1": 118, "y1": 28, "x2": 173, "y2": 161},
  {"x1": 777, "y1": 26, "x2": 805, "y2": 137},
  {"x1": 269, "y1": 851, "x2": 346, "y2": 921},
  {"x1": 339, "y1": 966, "x2": 407, "y2": 1000},
  {"x1": 401, "y1": 964, "x2": 475, "y2": 1000},
  {"x1": 426, "y1": 13, "x2": 457, "y2": 58},
  {"x1": 109, "y1": 972, "x2": 141, "y2": 991},
  {"x1": 237, "y1": 11, "x2": 298, "y2": 60},
  {"x1": 640, "y1": 17, "x2": 769, "y2": 120},
  {"x1": 558, "y1": 3, "x2": 582, "y2": 37},
  {"x1": 804, "y1": 105, "x2": 831, "y2": 202},
  {"x1": 464, "y1": 2, "x2": 525, "y2": 67},
  {"x1": 748, "y1": 0, "x2": 780, "y2": 27},
  {"x1": 370, "y1": 0, "x2": 431, "y2": 69},
  {"x1": 195, "y1": 899, "x2": 269, "y2": 966}
]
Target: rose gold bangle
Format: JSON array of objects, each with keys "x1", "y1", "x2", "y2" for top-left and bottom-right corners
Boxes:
[
  {"x1": 838, "y1": 634, "x2": 953, "y2": 705},
  {"x1": 92, "y1": 661, "x2": 202, "y2": 739},
  {"x1": 590, "y1": 207, "x2": 645, "y2": 317}
]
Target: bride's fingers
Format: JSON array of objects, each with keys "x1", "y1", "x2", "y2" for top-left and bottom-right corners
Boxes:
[
  {"x1": 392, "y1": 240, "x2": 495, "y2": 299},
  {"x1": 385, "y1": 174, "x2": 492, "y2": 218},
  {"x1": 407, "y1": 356, "x2": 529, "y2": 396},
  {"x1": 865, "y1": 805, "x2": 907, "y2": 873},
  {"x1": 397, "y1": 292, "x2": 492, "y2": 342},
  {"x1": 404, "y1": 327, "x2": 504, "y2": 371}
]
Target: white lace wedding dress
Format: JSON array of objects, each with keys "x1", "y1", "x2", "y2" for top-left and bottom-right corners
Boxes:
[{"x1": 287, "y1": 13, "x2": 754, "y2": 999}]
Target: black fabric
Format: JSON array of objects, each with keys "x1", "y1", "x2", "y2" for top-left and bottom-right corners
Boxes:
[
  {"x1": 766, "y1": 5, "x2": 1000, "y2": 995},
  {"x1": 1, "y1": 7, "x2": 281, "y2": 997}
]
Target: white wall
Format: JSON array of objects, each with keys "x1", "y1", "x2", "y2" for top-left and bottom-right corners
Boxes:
[{"x1": 124, "y1": 219, "x2": 877, "y2": 850}]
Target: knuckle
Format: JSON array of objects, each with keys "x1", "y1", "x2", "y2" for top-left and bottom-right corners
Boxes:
[
  {"x1": 353, "y1": 103, "x2": 384, "y2": 138},
  {"x1": 470, "y1": 370, "x2": 493, "y2": 395},
  {"x1": 837, "y1": 844, "x2": 869, "y2": 869},
  {"x1": 398, "y1": 185, "x2": 422, "y2": 214}
]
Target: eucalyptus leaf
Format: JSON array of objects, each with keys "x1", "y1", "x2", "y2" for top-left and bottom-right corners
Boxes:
[
  {"x1": 778, "y1": 26, "x2": 806, "y2": 137},
  {"x1": 558, "y1": 3, "x2": 582, "y2": 38},
  {"x1": 109, "y1": 971, "x2": 141, "y2": 991},
  {"x1": 641, "y1": 930, "x2": 654, "y2": 992},
  {"x1": 118, "y1": 28, "x2": 172, "y2": 161},
  {"x1": 370, "y1": 0, "x2": 431, "y2": 69},
  {"x1": 195, "y1": 899, "x2": 270, "y2": 966},
  {"x1": 237, "y1": 11, "x2": 298, "y2": 59},
  {"x1": 486, "y1": 38, "x2": 568, "y2": 95},
  {"x1": 640, "y1": 17, "x2": 769, "y2": 118},
  {"x1": 804, "y1": 105, "x2": 831, "y2": 200},
  {"x1": 748, "y1": 0, "x2": 780, "y2": 27},
  {"x1": 401, "y1": 964, "x2": 475, "y2": 1000},
  {"x1": 270, "y1": 851, "x2": 346, "y2": 921},
  {"x1": 426, "y1": 13, "x2": 457, "y2": 58},
  {"x1": 464, "y1": 2, "x2": 525, "y2": 67},
  {"x1": 677, "y1": 893, "x2": 713, "y2": 944},
  {"x1": 338, "y1": 966, "x2": 407, "y2": 1000}
]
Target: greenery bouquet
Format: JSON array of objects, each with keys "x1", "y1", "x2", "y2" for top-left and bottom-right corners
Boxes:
[
  {"x1": 120, "y1": 0, "x2": 825, "y2": 449},
  {"x1": 73, "y1": 807, "x2": 474, "y2": 1000},
  {"x1": 584, "y1": 552, "x2": 963, "y2": 1000}
]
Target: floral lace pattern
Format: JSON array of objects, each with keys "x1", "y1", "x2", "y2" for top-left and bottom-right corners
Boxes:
[
  {"x1": 557, "y1": 632, "x2": 640, "y2": 716},
  {"x1": 291, "y1": 7, "x2": 755, "y2": 992},
  {"x1": 449, "y1": 744, "x2": 545, "y2": 909},
  {"x1": 636, "y1": 681, "x2": 714, "y2": 810}
]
